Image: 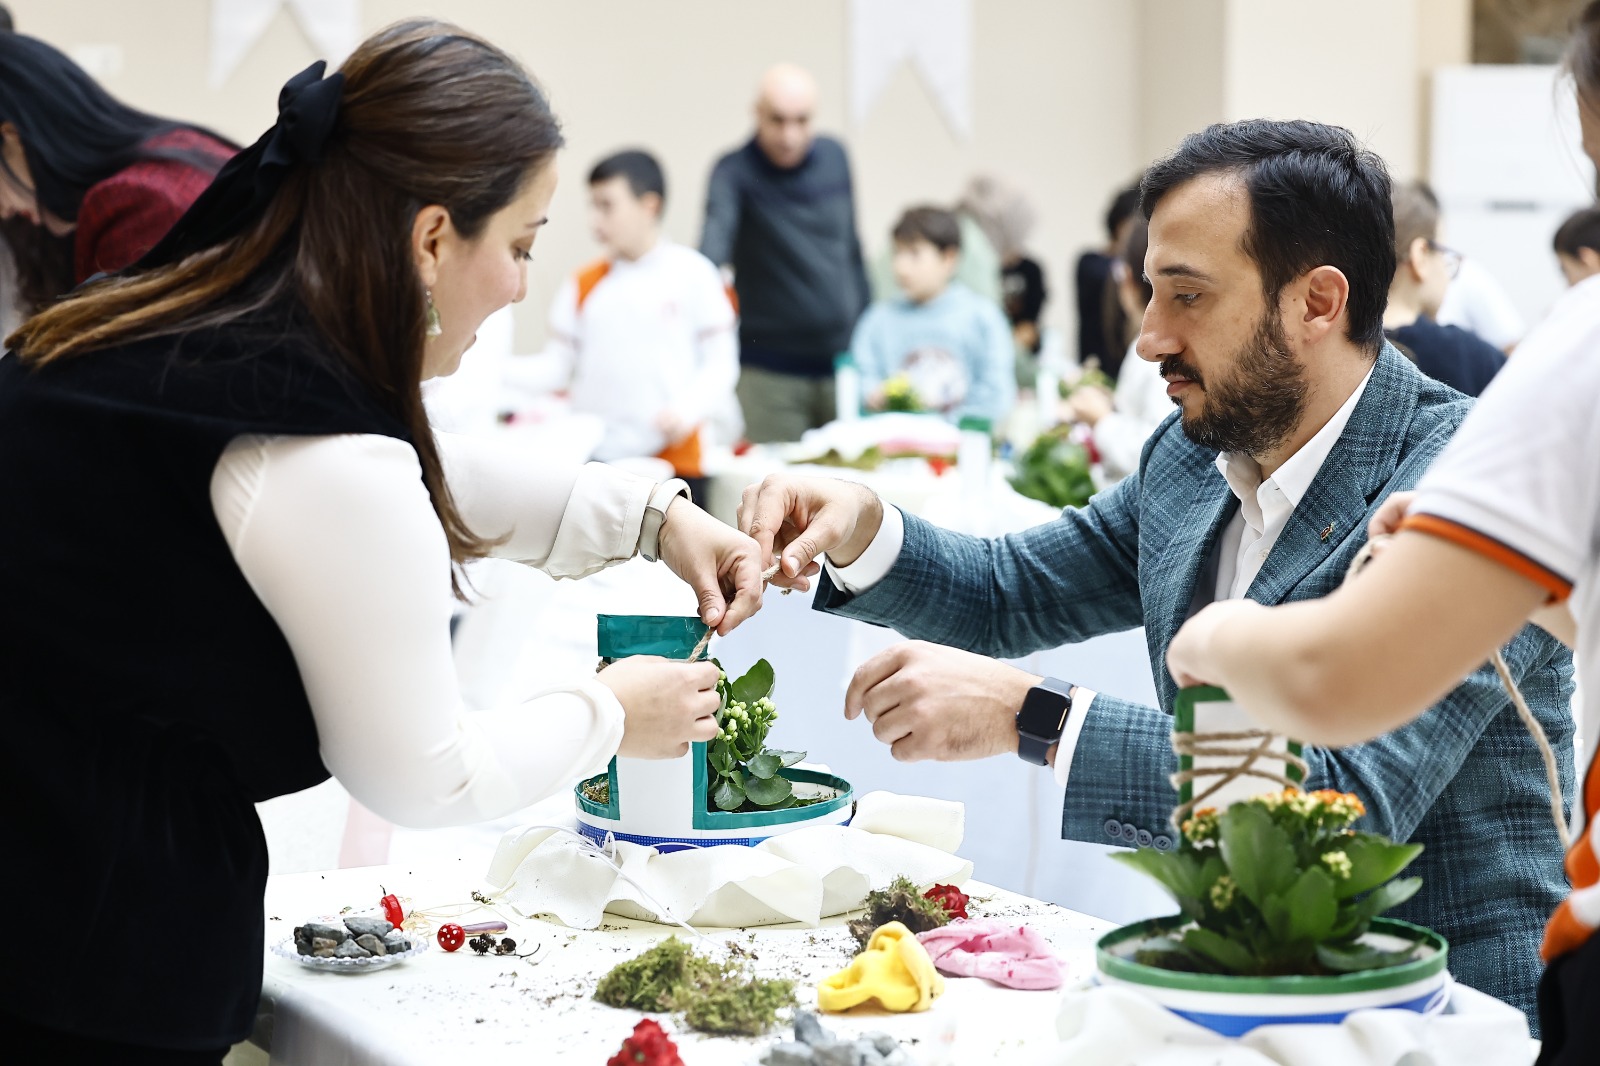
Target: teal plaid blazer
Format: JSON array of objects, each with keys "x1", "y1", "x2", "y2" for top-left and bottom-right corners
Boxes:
[{"x1": 816, "y1": 346, "x2": 1573, "y2": 1029}]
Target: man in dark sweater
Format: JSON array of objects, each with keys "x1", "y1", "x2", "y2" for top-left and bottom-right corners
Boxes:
[{"x1": 700, "y1": 64, "x2": 870, "y2": 443}]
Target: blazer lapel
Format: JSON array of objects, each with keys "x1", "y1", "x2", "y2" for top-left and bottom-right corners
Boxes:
[
  {"x1": 1245, "y1": 346, "x2": 1417, "y2": 607},
  {"x1": 1144, "y1": 459, "x2": 1239, "y2": 660}
]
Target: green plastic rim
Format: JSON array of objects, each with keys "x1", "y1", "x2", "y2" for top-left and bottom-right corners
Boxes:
[
  {"x1": 573, "y1": 763, "x2": 854, "y2": 829},
  {"x1": 1096, "y1": 915, "x2": 1448, "y2": 995}
]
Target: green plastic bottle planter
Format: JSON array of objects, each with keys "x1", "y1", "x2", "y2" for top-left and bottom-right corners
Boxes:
[
  {"x1": 1095, "y1": 915, "x2": 1450, "y2": 1037},
  {"x1": 576, "y1": 614, "x2": 855, "y2": 851}
]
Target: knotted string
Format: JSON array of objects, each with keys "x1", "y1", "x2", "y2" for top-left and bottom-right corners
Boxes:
[
  {"x1": 1168, "y1": 534, "x2": 1572, "y2": 848},
  {"x1": 685, "y1": 561, "x2": 785, "y2": 662}
]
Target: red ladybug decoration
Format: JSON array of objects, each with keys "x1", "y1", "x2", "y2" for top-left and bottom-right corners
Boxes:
[{"x1": 437, "y1": 923, "x2": 466, "y2": 952}]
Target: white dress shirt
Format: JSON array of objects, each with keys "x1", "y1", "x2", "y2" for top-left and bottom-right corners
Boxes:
[{"x1": 826, "y1": 365, "x2": 1376, "y2": 791}]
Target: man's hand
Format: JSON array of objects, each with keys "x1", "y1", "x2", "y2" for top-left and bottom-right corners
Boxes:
[
  {"x1": 1064, "y1": 385, "x2": 1114, "y2": 428},
  {"x1": 737, "y1": 474, "x2": 885, "y2": 591},
  {"x1": 1166, "y1": 599, "x2": 1269, "y2": 689},
  {"x1": 845, "y1": 641, "x2": 1040, "y2": 762},
  {"x1": 656, "y1": 499, "x2": 765, "y2": 635}
]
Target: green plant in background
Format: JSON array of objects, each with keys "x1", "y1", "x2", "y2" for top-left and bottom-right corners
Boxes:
[
  {"x1": 707, "y1": 659, "x2": 808, "y2": 813},
  {"x1": 880, "y1": 373, "x2": 923, "y2": 412},
  {"x1": 1061, "y1": 362, "x2": 1115, "y2": 397},
  {"x1": 1113, "y1": 789, "x2": 1425, "y2": 977},
  {"x1": 1009, "y1": 425, "x2": 1096, "y2": 509}
]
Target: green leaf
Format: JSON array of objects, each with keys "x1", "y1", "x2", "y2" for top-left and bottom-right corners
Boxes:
[
  {"x1": 1219, "y1": 803, "x2": 1299, "y2": 909},
  {"x1": 1351, "y1": 876, "x2": 1423, "y2": 922},
  {"x1": 1110, "y1": 848, "x2": 1209, "y2": 908},
  {"x1": 1180, "y1": 927, "x2": 1257, "y2": 975},
  {"x1": 1315, "y1": 940, "x2": 1422, "y2": 974},
  {"x1": 712, "y1": 777, "x2": 746, "y2": 811},
  {"x1": 770, "y1": 749, "x2": 807, "y2": 768},
  {"x1": 746, "y1": 752, "x2": 782, "y2": 780},
  {"x1": 1336, "y1": 834, "x2": 1424, "y2": 898},
  {"x1": 730, "y1": 659, "x2": 775, "y2": 705},
  {"x1": 1283, "y1": 866, "x2": 1338, "y2": 945},
  {"x1": 708, "y1": 741, "x2": 735, "y2": 775},
  {"x1": 743, "y1": 775, "x2": 793, "y2": 807}
]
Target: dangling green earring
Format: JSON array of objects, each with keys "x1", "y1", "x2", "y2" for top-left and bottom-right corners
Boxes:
[{"x1": 424, "y1": 290, "x2": 443, "y2": 338}]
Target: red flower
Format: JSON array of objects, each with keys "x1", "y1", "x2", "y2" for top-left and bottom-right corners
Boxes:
[
  {"x1": 606, "y1": 1019, "x2": 684, "y2": 1066},
  {"x1": 924, "y1": 883, "x2": 970, "y2": 920}
]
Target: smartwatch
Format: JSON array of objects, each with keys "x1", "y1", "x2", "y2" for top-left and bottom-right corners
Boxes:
[
  {"x1": 1016, "y1": 678, "x2": 1075, "y2": 766},
  {"x1": 638, "y1": 478, "x2": 691, "y2": 563}
]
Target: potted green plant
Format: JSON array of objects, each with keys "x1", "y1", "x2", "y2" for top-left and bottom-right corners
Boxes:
[{"x1": 1098, "y1": 788, "x2": 1449, "y2": 1036}]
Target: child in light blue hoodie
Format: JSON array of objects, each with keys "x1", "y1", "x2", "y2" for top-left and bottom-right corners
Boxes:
[{"x1": 851, "y1": 205, "x2": 1016, "y2": 426}]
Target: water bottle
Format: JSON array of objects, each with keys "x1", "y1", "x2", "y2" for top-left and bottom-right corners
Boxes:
[
  {"x1": 958, "y1": 416, "x2": 993, "y2": 505},
  {"x1": 834, "y1": 353, "x2": 861, "y2": 423}
]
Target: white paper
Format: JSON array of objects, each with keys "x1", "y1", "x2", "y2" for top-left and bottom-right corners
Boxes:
[
  {"x1": 848, "y1": 0, "x2": 972, "y2": 140},
  {"x1": 210, "y1": 0, "x2": 362, "y2": 88}
]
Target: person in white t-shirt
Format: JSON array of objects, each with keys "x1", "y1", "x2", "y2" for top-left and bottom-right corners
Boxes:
[
  {"x1": 548, "y1": 150, "x2": 738, "y2": 493},
  {"x1": 1165, "y1": 12, "x2": 1600, "y2": 1057},
  {"x1": 1436, "y1": 254, "x2": 1526, "y2": 353}
]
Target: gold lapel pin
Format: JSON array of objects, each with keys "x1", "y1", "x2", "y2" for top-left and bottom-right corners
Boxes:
[{"x1": 1319, "y1": 523, "x2": 1334, "y2": 542}]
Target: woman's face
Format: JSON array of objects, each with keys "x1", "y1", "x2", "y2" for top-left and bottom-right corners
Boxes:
[
  {"x1": 420, "y1": 160, "x2": 558, "y2": 379},
  {"x1": 0, "y1": 123, "x2": 73, "y2": 236},
  {"x1": 1581, "y1": 88, "x2": 1600, "y2": 177}
]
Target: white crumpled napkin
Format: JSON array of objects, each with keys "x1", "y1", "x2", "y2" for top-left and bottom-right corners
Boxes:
[
  {"x1": 483, "y1": 791, "x2": 973, "y2": 929},
  {"x1": 1030, "y1": 982, "x2": 1532, "y2": 1066}
]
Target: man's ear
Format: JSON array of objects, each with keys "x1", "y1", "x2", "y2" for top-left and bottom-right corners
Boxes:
[
  {"x1": 1580, "y1": 246, "x2": 1600, "y2": 275},
  {"x1": 412, "y1": 205, "x2": 452, "y2": 289},
  {"x1": 1406, "y1": 236, "x2": 1430, "y2": 282},
  {"x1": 642, "y1": 191, "x2": 664, "y2": 221},
  {"x1": 1297, "y1": 264, "x2": 1352, "y2": 345}
]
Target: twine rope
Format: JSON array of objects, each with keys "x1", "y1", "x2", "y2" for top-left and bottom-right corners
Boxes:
[{"x1": 1168, "y1": 534, "x2": 1571, "y2": 848}]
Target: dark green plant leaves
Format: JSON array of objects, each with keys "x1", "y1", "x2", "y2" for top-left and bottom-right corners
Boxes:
[
  {"x1": 712, "y1": 774, "x2": 746, "y2": 811},
  {"x1": 1335, "y1": 833, "x2": 1424, "y2": 898},
  {"x1": 1181, "y1": 927, "x2": 1257, "y2": 973},
  {"x1": 730, "y1": 658, "x2": 775, "y2": 705},
  {"x1": 1314, "y1": 940, "x2": 1422, "y2": 974},
  {"x1": 744, "y1": 775, "x2": 793, "y2": 806},
  {"x1": 1282, "y1": 866, "x2": 1338, "y2": 945},
  {"x1": 746, "y1": 752, "x2": 782, "y2": 780}
]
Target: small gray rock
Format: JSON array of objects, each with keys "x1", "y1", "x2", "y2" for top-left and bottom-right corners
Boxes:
[
  {"x1": 762, "y1": 1042, "x2": 815, "y2": 1066},
  {"x1": 355, "y1": 933, "x2": 387, "y2": 956},
  {"x1": 300, "y1": 922, "x2": 348, "y2": 943},
  {"x1": 310, "y1": 937, "x2": 339, "y2": 958},
  {"x1": 333, "y1": 939, "x2": 372, "y2": 959},
  {"x1": 382, "y1": 931, "x2": 410, "y2": 954},
  {"x1": 343, "y1": 916, "x2": 394, "y2": 939},
  {"x1": 864, "y1": 1033, "x2": 898, "y2": 1056},
  {"x1": 813, "y1": 1044, "x2": 859, "y2": 1066},
  {"x1": 854, "y1": 1040, "x2": 885, "y2": 1066},
  {"x1": 294, "y1": 936, "x2": 314, "y2": 956},
  {"x1": 794, "y1": 1011, "x2": 831, "y2": 1048},
  {"x1": 881, "y1": 1051, "x2": 910, "y2": 1066}
]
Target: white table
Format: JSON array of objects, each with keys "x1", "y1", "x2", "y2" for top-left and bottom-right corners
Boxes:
[{"x1": 246, "y1": 858, "x2": 1113, "y2": 1065}]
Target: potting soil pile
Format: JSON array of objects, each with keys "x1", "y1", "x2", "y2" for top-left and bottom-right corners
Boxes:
[{"x1": 483, "y1": 791, "x2": 972, "y2": 929}]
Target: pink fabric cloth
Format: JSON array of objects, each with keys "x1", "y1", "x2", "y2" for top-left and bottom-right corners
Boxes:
[{"x1": 915, "y1": 918, "x2": 1067, "y2": 990}]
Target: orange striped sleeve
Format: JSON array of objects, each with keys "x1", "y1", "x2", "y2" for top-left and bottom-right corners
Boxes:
[{"x1": 1400, "y1": 514, "x2": 1573, "y2": 604}]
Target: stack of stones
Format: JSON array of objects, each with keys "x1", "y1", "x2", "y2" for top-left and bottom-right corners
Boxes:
[
  {"x1": 293, "y1": 916, "x2": 412, "y2": 959},
  {"x1": 761, "y1": 1012, "x2": 911, "y2": 1066}
]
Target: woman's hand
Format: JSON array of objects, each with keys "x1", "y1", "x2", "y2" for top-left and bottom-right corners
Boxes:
[
  {"x1": 1166, "y1": 599, "x2": 1268, "y2": 689},
  {"x1": 656, "y1": 499, "x2": 766, "y2": 635},
  {"x1": 598, "y1": 657, "x2": 722, "y2": 759}
]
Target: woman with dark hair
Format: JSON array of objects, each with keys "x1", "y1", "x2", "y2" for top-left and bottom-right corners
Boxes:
[
  {"x1": 0, "y1": 32, "x2": 235, "y2": 310},
  {"x1": 1167, "y1": 3, "x2": 1600, "y2": 1059},
  {"x1": 0, "y1": 19, "x2": 767, "y2": 1063}
]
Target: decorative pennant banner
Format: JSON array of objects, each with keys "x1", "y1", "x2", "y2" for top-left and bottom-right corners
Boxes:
[
  {"x1": 848, "y1": 0, "x2": 972, "y2": 140},
  {"x1": 209, "y1": 0, "x2": 361, "y2": 88}
]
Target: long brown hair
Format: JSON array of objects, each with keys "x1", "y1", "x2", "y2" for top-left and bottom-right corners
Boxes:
[{"x1": 10, "y1": 20, "x2": 564, "y2": 591}]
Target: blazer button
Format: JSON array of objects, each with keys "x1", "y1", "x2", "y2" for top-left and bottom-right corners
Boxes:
[
  {"x1": 1153, "y1": 835, "x2": 1174, "y2": 852},
  {"x1": 1121, "y1": 822, "x2": 1139, "y2": 844},
  {"x1": 1104, "y1": 819, "x2": 1123, "y2": 840},
  {"x1": 1135, "y1": 828, "x2": 1153, "y2": 849}
]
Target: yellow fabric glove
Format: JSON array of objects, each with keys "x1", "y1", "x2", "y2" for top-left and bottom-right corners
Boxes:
[{"x1": 817, "y1": 921, "x2": 946, "y2": 1013}]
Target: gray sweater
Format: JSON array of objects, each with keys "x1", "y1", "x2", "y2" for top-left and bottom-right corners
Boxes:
[{"x1": 700, "y1": 136, "x2": 870, "y2": 375}]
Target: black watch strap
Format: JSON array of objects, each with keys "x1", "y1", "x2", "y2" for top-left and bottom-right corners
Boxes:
[{"x1": 1016, "y1": 678, "x2": 1074, "y2": 766}]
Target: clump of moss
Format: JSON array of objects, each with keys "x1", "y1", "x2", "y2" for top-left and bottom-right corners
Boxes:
[
  {"x1": 847, "y1": 876, "x2": 951, "y2": 952},
  {"x1": 594, "y1": 937, "x2": 795, "y2": 1037},
  {"x1": 580, "y1": 777, "x2": 610, "y2": 805}
]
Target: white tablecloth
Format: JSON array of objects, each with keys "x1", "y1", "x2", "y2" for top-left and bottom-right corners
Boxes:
[{"x1": 249, "y1": 857, "x2": 1113, "y2": 1065}]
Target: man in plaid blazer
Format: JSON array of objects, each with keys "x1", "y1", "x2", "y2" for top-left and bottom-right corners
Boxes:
[{"x1": 739, "y1": 120, "x2": 1573, "y2": 1028}]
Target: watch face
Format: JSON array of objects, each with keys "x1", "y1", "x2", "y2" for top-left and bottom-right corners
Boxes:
[{"x1": 1018, "y1": 685, "x2": 1070, "y2": 739}]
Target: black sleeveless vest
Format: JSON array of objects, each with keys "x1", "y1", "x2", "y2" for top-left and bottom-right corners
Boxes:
[{"x1": 0, "y1": 305, "x2": 412, "y2": 1048}]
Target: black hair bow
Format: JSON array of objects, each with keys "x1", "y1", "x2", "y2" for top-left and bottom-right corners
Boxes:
[{"x1": 136, "y1": 61, "x2": 345, "y2": 270}]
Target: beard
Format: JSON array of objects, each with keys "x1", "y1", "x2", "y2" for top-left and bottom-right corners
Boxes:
[{"x1": 1166, "y1": 309, "x2": 1309, "y2": 457}]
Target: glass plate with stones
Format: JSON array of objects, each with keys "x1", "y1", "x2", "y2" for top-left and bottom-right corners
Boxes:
[{"x1": 271, "y1": 914, "x2": 430, "y2": 973}]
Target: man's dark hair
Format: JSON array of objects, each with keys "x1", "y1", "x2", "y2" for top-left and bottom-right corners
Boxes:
[
  {"x1": 1105, "y1": 182, "x2": 1142, "y2": 242},
  {"x1": 892, "y1": 205, "x2": 961, "y2": 253},
  {"x1": 1140, "y1": 119, "x2": 1395, "y2": 355},
  {"x1": 1554, "y1": 206, "x2": 1600, "y2": 258},
  {"x1": 588, "y1": 149, "x2": 666, "y2": 206},
  {"x1": 1391, "y1": 180, "x2": 1440, "y2": 265}
]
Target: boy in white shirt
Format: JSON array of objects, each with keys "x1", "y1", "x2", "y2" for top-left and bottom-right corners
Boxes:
[{"x1": 548, "y1": 150, "x2": 738, "y2": 492}]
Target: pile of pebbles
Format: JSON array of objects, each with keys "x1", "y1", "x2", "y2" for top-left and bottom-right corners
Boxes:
[
  {"x1": 293, "y1": 916, "x2": 412, "y2": 959},
  {"x1": 761, "y1": 1011, "x2": 912, "y2": 1066}
]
